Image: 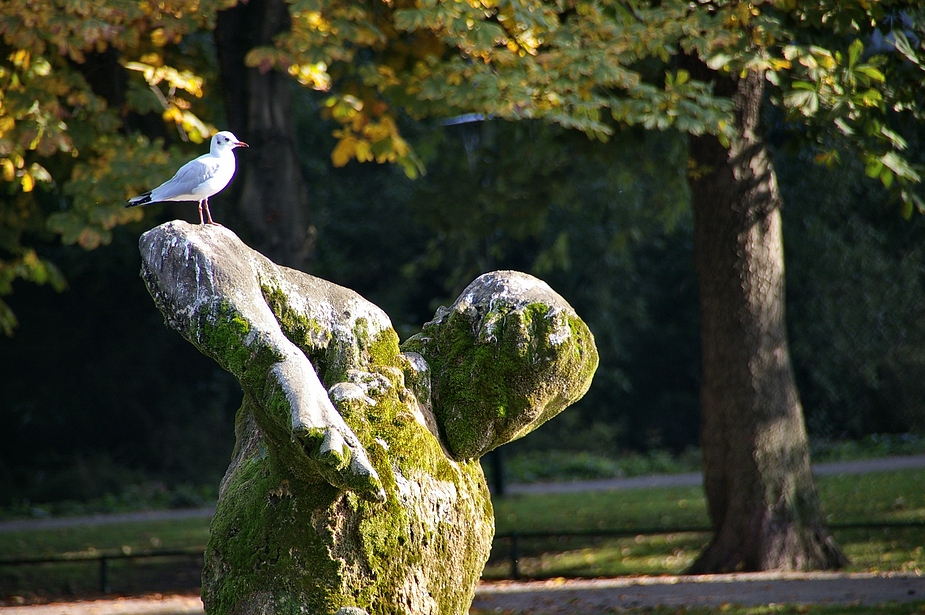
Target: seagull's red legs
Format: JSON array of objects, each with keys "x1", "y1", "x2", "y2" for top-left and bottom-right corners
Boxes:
[{"x1": 203, "y1": 199, "x2": 220, "y2": 225}]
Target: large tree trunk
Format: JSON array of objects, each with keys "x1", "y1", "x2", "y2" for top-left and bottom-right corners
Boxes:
[
  {"x1": 214, "y1": 0, "x2": 313, "y2": 270},
  {"x1": 685, "y1": 66, "x2": 847, "y2": 573}
]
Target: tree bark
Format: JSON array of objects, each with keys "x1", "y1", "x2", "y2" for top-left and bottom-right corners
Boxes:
[
  {"x1": 685, "y1": 66, "x2": 848, "y2": 573},
  {"x1": 214, "y1": 0, "x2": 313, "y2": 270}
]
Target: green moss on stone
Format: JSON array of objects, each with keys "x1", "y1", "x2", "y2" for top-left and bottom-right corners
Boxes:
[
  {"x1": 260, "y1": 283, "x2": 332, "y2": 379},
  {"x1": 403, "y1": 301, "x2": 598, "y2": 460},
  {"x1": 205, "y1": 304, "x2": 493, "y2": 615},
  {"x1": 204, "y1": 397, "x2": 346, "y2": 615},
  {"x1": 195, "y1": 300, "x2": 284, "y2": 394}
]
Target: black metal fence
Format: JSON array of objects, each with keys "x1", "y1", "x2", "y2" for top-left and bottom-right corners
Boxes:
[
  {"x1": 0, "y1": 547, "x2": 205, "y2": 594},
  {"x1": 2, "y1": 520, "x2": 924, "y2": 593}
]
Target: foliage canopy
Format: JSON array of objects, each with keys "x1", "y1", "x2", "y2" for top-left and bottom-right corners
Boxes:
[{"x1": 1, "y1": 0, "x2": 924, "y2": 335}]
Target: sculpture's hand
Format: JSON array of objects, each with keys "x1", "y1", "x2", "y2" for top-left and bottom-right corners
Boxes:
[
  {"x1": 271, "y1": 357, "x2": 385, "y2": 502},
  {"x1": 293, "y1": 425, "x2": 385, "y2": 501}
]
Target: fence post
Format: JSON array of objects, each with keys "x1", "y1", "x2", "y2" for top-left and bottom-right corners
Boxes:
[
  {"x1": 509, "y1": 532, "x2": 520, "y2": 580},
  {"x1": 100, "y1": 556, "x2": 110, "y2": 594}
]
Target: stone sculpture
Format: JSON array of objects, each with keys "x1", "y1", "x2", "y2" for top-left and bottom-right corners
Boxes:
[{"x1": 139, "y1": 221, "x2": 598, "y2": 615}]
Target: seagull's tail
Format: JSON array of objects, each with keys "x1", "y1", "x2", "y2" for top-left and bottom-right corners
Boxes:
[{"x1": 126, "y1": 192, "x2": 153, "y2": 208}]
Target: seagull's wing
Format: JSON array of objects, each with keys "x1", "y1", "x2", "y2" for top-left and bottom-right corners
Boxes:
[{"x1": 150, "y1": 155, "x2": 222, "y2": 202}]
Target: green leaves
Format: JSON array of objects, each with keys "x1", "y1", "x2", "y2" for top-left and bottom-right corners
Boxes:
[
  {"x1": 55, "y1": 134, "x2": 187, "y2": 249},
  {"x1": 779, "y1": 40, "x2": 887, "y2": 119},
  {"x1": 768, "y1": 22, "x2": 925, "y2": 216},
  {"x1": 783, "y1": 81, "x2": 819, "y2": 116}
]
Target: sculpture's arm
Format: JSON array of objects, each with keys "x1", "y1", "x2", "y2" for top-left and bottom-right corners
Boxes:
[
  {"x1": 401, "y1": 270, "x2": 599, "y2": 460},
  {"x1": 139, "y1": 224, "x2": 385, "y2": 502}
]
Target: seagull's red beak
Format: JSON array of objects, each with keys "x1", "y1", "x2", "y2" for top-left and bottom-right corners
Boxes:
[{"x1": 235, "y1": 141, "x2": 249, "y2": 148}]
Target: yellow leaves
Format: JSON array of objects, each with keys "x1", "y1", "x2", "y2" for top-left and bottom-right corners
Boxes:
[
  {"x1": 323, "y1": 94, "x2": 421, "y2": 177},
  {"x1": 161, "y1": 105, "x2": 184, "y2": 124},
  {"x1": 325, "y1": 94, "x2": 363, "y2": 121},
  {"x1": 495, "y1": 7, "x2": 543, "y2": 58},
  {"x1": 162, "y1": 106, "x2": 212, "y2": 143},
  {"x1": 303, "y1": 10, "x2": 330, "y2": 32},
  {"x1": 124, "y1": 57, "x2": 213, "y2": 142},
  {"x1": 139, "y1": 52, "x2": 163, "y2": 66},
  {"x1": 769, "y1": 58, "x2": 791, "y2": 72},
  {"x1": 722, "y1": 2, "x2": 760, "y2": 29},
  {"x1": 0, "y1": 53, "x2": 77, "y2": 161},
  {"x1": 10, "y1": 49, "x2": 30, "y2": 69},
  {"x1": 151, "y1": 28, "x2": 170, "y2": 47},
  {"x1": 331, "y1": 134, "x2": 359, "y2": 167},
  {"x1": 288, "y1": 61, "x2": 332, "y2": 91},
  {"x1": 1, "y1": 156, "x2": 52, "y2": 193},
  {"x1": 0, "y1": 159, "x2": 14, "y2": 182},
  {"x1": 124, "y1": 60, "x2": 204, "y2": 97},
  {"x1": 783, "y1": 44, "x2": 837, "y2": 72},
  {"x1": 0, "y1": 116, "x2": 15, "y2": 138},
  {"x1": 330, "y1": 117, "x2": 409, "y2": 166}
]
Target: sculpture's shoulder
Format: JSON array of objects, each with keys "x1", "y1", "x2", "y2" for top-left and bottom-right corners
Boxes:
[
  {"x1": 140, "y1": 220, "x2": 396, "y2": 342},
  {"x1": 265, "y1": 263, "x2": 395, "y2": 341}
]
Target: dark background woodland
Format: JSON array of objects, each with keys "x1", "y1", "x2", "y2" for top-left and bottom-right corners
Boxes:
[{"x1": 2, "y1": 90, "x2": 924, "y2": 507}]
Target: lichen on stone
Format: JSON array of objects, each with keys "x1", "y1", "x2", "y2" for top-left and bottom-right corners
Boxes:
[{"x1": 138, "y1": 222, "x2": 598, "y2": 615}]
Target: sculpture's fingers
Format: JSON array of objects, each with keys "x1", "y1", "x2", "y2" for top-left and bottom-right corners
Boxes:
[
  {"x1": 271, "y1": 359, "x2": 386, "y2": 502},
  {"x1": 295, "y1": 425, "x2": 386, "y2": 502}
]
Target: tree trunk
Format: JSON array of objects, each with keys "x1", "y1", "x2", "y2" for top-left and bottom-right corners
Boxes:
[
  {"x1": 214, "y1": 0, "x2": 313, "y2": 270},
  {"x1": 685, "y1": 66, "x2": 848, "y2": 573}
]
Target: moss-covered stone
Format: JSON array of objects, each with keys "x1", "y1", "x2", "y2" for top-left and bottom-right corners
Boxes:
[
  {"x1": 138, "y1": 222, "x2": 597, "y2": 615},
  {"x1": 403, "y1": 271, "x2": 599, "y2": 460}
]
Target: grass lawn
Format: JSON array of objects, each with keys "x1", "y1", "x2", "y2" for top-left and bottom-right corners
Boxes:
[
  {"x1": 1, "y1": 469, "x2": 923, "y2": 602},
  {"x1": 485, "y1": 468, "x2": 925, "y2": 578},
  {"x1": 0, "y1": 517, "x2": 210, "y2": 558}
]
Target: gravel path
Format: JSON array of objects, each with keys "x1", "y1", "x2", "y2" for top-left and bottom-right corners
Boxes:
[
  {"x1": 472, "y1": 572, "x2": 925, "y2": 612},
  {"x1": 2, "y1": 573, "x2": 923, "y2": 615},
  {"x1": 0, "y1": 595, "x2": 204, "y2": 615},
  {"x1": 506, "y1": 453, "x2": 925, "y2": 495}
]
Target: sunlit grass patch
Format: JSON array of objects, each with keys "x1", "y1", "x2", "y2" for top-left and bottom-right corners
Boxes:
[
  {"x1": 486, "y1": 469, "x2": 925, "y2": 579},
  {"x1": 0, "y1": 517, "x2": 210, "y2": 560},
  {"x1": 837, "y1": 526, "x2": 925, "y2": 574},
  {"x1": 484, "y1": 532, "x2": 707, "y2": 579},
  {"x1": 818, "y1": 470, "x2": 925, "y2": 525},
  {"x1": 492, "y1": 486, "x2": 709, "y2": 535}
]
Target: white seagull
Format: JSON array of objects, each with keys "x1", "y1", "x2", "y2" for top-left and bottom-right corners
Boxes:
[{"x1": 127, "y1": 131, "x2": 249, "y2": 225}]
